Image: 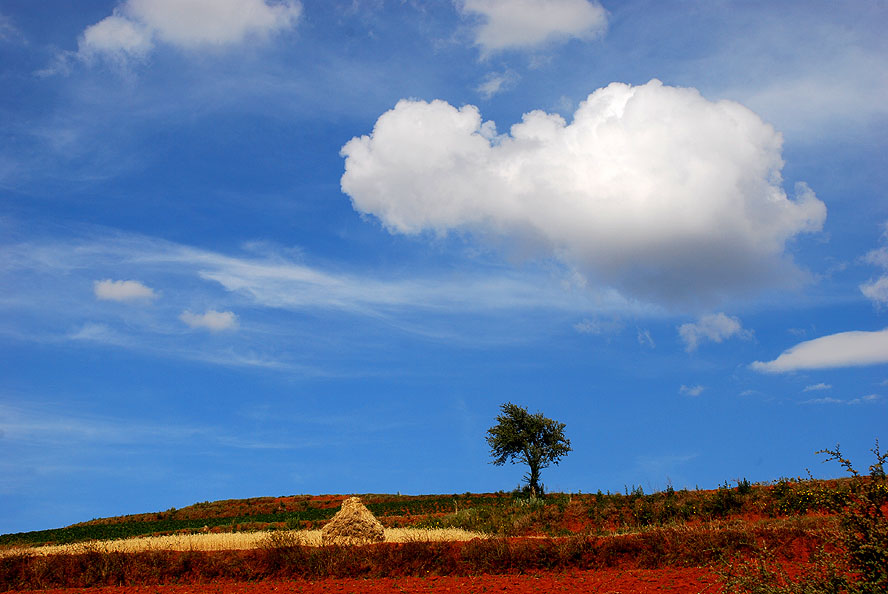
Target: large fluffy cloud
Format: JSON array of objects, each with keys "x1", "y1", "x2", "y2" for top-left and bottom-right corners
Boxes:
[
  {"x1": 340, "y1": 80, "x2": 826, "y2": 306},
  {"x1": 751, "y1": 328, "x2": 888, "y2": 373},
  {"x1": 459, "y1": 0, "x2": 607, "y2": 54},
  {"x1": 79, "y1": 0, "x2": 301, "y2": 58}
]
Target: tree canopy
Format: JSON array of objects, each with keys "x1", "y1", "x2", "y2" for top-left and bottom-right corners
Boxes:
[{"x1": 486, "y1": 402, "x2": 571, "y2": 497}]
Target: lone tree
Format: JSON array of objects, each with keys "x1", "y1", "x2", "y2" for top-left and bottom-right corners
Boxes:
[{"x1": 486, "y1": 402, "x2": 572, "y2": 497}]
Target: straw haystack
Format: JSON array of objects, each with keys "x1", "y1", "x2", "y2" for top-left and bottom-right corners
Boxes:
[{"x1": 321, "y1": 497, "x2": 385, "y2": 546}]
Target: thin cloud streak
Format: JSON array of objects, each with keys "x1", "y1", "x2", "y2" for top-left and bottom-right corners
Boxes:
[
  {"x1": 2, "y1": 230, "x2": 650, "y2": 317},
  {"x1": 0, "y1": 229, "x2": 659, "y2": 377},
  {"x1": 0, "y1": 401, "x2": 346, "y2": 453}
]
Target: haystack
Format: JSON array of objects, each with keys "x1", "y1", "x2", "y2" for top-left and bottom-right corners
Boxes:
[{"x1": 321, "y1": 497, "x2": 385, "y2": 546}]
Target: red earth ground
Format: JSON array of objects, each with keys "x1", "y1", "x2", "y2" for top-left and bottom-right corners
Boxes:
[{"x1": 6, "y1": 568, "x2": 724, "y2": 593}]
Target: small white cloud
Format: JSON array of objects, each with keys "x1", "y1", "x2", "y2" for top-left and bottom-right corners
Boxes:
[
  {"x1": 865, "y1": 244, "x2": 888, "y2": 269},
  {"x1": 574, "y1": 317, "x2": 622, "y2": 335},
  {"x1": 860, "y1": 222, "x2": 888, "y2": 307},
  {"x1": 459, "y1": 0, "x2": 607, "y2": 54},
  {"x1": 79, "y1": 14, "x2": 154, "y2": 59},
  {"x1": 69, "y1": 323, "x2": 121, "y2": 343},
  {"x1": 0, "y1": 12, "x2": 23, "y2": 43},
  {"x1": 94, "y1": 279, "x2": 156, "y2": 302},
  {"x1": 637, "y1": 328, "x2": 655, "y2": 348},
  {"x1": 752, "y1": 328, "x2": 888, "y2": 373},
  {"x1": 802, "y1": 383, "x2": 832, "y2": 392},
  {"x1": 800, "y1": 396, "x2": 844, "y2": 405},
  {"x1": 861, "y1": 277, "x2": 888, "y2": 306},
  {"x1": 76, "y1": 0, "x2": 301, "y2": 61},
  {"x1": 476, "y1": 70, "x2": 520, "y2": 99},
  {"x1": 180, "y1": 309, "x2": 238, "y2": 332},
  {"x1": 678, "y1": 313, "x2": 752, "y2": 352},
  {"x1": 680, "y1": 385, "x2": 705, "y2": 397},
  {"x1": 801, "y1": 394, "x2": 881, "y2": 405}
]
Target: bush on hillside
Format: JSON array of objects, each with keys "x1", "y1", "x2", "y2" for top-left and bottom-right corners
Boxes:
[{"x1": 721, "y1": 441, "x2": 887, "y2": 594}]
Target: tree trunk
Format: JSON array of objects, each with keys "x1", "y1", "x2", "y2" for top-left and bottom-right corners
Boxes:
[{"x1": 528, "y1": 461, "x2": 540, "y2": 498}]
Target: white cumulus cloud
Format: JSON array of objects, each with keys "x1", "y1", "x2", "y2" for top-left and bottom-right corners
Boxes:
[
  {"x1": 94, "y1": 279, "x2": 156, "y2": 301},
  {"x1": 861, "y1": 277, "x2": 888, "y2": 306},
  {"x1": 79, "y1": 15, "x2": 154, "y2": 58},
  {"x1": 752, "y1": 328, "x2": 888, "y2": 373},
  {"x1": 678, "y1": 313, "x2": 752, "y2": 352},
  {"x1": 803, "y1": 383, "x2": 832, "y2": 392},
  {"x1": 679, "y1": 384, "x2": 705, "y2": 397},
  {"x1": 459, "y1": 0, "x2": 607, "y2": 54},
  {"x1": 340, "y1": 80, "x2": 826, "y2": 308},
  {"x1": 78, "y1": 0, "x2": 301, "y2": 59},
  {"x1": 180, "y1": 309, "x2": 238, "y2": 332}
]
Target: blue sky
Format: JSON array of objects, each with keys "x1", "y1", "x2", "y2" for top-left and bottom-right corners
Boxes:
[{"x1": 1, "y1": 0, "x2": 886, "y2": 534}]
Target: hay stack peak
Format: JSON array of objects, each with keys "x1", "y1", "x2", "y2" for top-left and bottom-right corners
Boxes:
[{"x1": 321, "y1": 497, "x2": 385, "y2": 546}]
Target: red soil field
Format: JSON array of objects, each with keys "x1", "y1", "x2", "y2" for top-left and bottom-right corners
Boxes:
[{"x1": 7, "y1": 568, "x2": 723, "y2": 594}]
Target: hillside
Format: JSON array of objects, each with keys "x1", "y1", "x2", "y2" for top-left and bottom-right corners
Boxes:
[
  {"x1": 0, "y1": 477, "x2": 850, "y2": 548},
  {"x1": 3, "y1": 471, "x2": 887, "y2": 593}
]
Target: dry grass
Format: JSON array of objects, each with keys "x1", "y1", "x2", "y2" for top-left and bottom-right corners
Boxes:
[
  {"x1": 385, "y1": 527, "x2": 485, "y2": 543},
  {"x1": 0, "y1": 528, "x2": 486, "y2": 558}
]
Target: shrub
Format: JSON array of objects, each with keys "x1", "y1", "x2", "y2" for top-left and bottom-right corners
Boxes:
[
  {"x1": 706, "y1": 482, "x2": 744, "y2": 518},
  {"x1": 720, "y1": 441, "x2": 887, "y2": 594},
  {"x1": 817, "y1": 441, "x2": 887, "y2": 594},
  {"x1": 720, "y1": 545, "x2": 849, "y2": 594}
]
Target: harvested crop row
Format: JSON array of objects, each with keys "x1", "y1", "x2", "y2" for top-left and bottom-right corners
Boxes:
[{"x1": 0, "y1": 528, "x2": 485, "y2": 558}]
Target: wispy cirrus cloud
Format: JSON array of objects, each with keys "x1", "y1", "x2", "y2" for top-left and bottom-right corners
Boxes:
[
  {"x1": 0, "y1": 228, "x2": 653, "y2": 376},
  {"x1": 1, "y1": 230, "x2": 636, "y2": 317},
  {"x1": 637, "y1": 328, "x2": 655, "y2": 348},
  {"x1": 0, "y1": 12, "x2": 23, "y2": 43},
  {"x1": 574, "y1": 316, "x2": 623, "y2": 336},
  {"x1": 0, "y1": 400, "x2": 342, "y2": 457},
  {"x1": 800, "y1": 394, "x2": 881, "y2": 406},
  {"x1": 476, "y1": 69, "x2": 520, "y2": 99},
  {"x1": 0, "y1": 401, "x2": 210, "y2": 447},
  {"x1": 689, "y1": 2, "x2": 888, "y2": 140}
]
